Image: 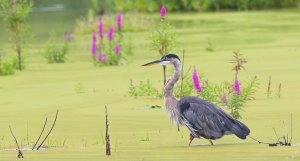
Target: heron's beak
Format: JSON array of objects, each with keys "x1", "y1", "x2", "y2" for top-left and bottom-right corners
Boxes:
[{"x1": 141, "y1": 59, "x2": 162, "y2": 66}]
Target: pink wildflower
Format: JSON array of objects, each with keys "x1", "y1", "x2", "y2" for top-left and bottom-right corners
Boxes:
[
  {"x1": 107, "y1": 26, "x2": 114, "y2": 41},
  {"x1": 234, "y1": 79, "x2": 241, "y2": 95},
  {"x1": 116, "y1": 12, "x2": 122, "y2": 31},
  {"x1": 160, "y1": 5, "x2": 167, "y2": 18},
  {"x1": 98, "y1": 20, "x2": 104, "y2": 39},
  {"x1": 192, "y1": 67, "x2": 202, "y2": 93}
]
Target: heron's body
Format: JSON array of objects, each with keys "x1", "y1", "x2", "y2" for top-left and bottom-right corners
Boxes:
[{"x1": 143, "y1": 54, "x2": 250, "y2": 145}]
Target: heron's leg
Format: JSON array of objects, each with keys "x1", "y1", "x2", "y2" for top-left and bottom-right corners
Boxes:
[
  {"x1": 188, "y1": 134, "x2": 194, "y2": 146},
  {"x1": 209, "y1": 139, "x2": 214, "y2": 145}
]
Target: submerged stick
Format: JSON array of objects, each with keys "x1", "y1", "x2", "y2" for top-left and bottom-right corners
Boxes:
[
  {"x1": 105, "y1": 106, "x2": 111, "y2": 156},
  {"x1": 9, "y1": 125, "x2": 24, "y2": 158},
  {"x1": 37, "y1": 110, "x2": 59, "y2": 150},
  {"x1": 32, "y1": 117, "x2": 48, "y2": 150}
]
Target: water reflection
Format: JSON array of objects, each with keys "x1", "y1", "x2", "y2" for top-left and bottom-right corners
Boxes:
[
  {"x1": 32, "y1": 4, "x2": 65, "y2": 12},
  {"x1": 0, "y1": 0, "x2": 91, "y2": 42}
]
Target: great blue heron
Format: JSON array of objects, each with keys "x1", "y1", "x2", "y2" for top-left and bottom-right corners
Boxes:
[{"x1": 142, "y1": 54, "x2": 250, "y2": 146}]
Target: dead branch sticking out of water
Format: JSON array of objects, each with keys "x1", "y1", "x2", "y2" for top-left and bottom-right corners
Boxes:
[
  {"x1": 37, "y1": 110, "x2": 59, "y2": 150},
  {"x1": 249, "y1": 114, "x2": 293, "y2": 147},
  {"x1": 9, "y1": 126, "x2": 24, "y2": 158},
  {"x1": 32, "y1": 117, "x2": 48, "y2": 150},
  {"x1": 268, "y1": 114, "x2": 293, "y2": 147},
  {"x1": 105, "y1": 106, "x2": 111, "y2": 156}
]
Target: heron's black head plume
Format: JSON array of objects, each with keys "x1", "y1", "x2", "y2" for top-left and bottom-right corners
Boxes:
[
  {"x1": 161, "y1": 54, "x2": 180, "y2": 62},
  {"x1": 142, "y1": 53, "x2": 180, "y2": 66}
]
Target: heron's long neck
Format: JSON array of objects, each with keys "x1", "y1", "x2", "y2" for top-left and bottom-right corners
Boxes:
[
  {"x1": 164, "y1": 61, "x2": 181, "y2": 101},
  {"x1": 164, "y1": 61, "x2": 182, "y2": 125}
]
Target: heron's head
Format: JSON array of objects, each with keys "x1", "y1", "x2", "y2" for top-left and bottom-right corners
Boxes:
[{"x1": 142, "y1": 54, "x2": 180, "y2": 67}]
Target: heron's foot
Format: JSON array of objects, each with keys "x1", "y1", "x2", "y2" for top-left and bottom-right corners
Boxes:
[
  {"x1": 209, "y1": 139, "x2": 214, "y2": 146},
  {"x1": 188, "y1": 134, "x2": 194, "y2": 146}
]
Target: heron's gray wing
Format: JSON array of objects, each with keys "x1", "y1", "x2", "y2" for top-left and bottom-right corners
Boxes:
[{"x1": 179, "y1": 96, "x2": 250, "y2": 139}]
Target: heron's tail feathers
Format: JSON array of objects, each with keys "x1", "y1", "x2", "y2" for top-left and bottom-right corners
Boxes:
[{"x1": 231, "y1": 120, "x2": 250, "y2": 140}]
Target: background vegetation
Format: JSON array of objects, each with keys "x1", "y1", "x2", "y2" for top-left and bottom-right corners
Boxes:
[
  {"x1": 90, "y1": 0, "x2": 300, "y2": 12},
  {"x1": 0, "y1": 0, "x2": 300, "y2": 160}
]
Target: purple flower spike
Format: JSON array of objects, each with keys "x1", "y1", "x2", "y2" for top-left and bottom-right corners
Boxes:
[
  {"x1": 98, "y1": 20, "x2": 104, "y2": 39},
  {"x1": 116, "y1": 12, "x2": 122, "y2": 31},
  {"x1": 98, "y1": 52, "x2": 103, "y2": 61},
  {"x1": 102, "y1": 55, "x2": 107, "y2": 64},
  {"x1": 234, "y1": 79, "x2": 241, "y2": 95},
  {"x1": 91, "y1": 42, "x2": 96, "y2": 56},
  {"x1": 192, "y1": 67, "x2": 202, "y2": 93},
  {"x1": 114, "y1": 44, "x2": 121, "y2": 54},
  {"x1": 64, "y1": 32, "x2": 73, "y2": 41},
  {"x1": 92, "y1": 32, "x2": 97, "y2": 43},
  {"x1": 107, "y1": 26, "x2": 114, "y2": 41},
  {"x1": 160, "y1": 5, "x2": 167, "y2": 18},
  {"x1": 221, "y1": 93, "x2": 228, "y2": 104}
]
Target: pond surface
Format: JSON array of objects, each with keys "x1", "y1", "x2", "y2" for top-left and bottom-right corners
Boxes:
[{"x1": 0, "y1": 0, "x2": 91, "y2": 43}]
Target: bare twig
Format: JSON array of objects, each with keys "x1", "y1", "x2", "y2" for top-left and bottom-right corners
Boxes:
[
  {"x1": 267, "y1": 76, "x2": 271, "y2": 97},
  {"x1": 277, "y1": 83, "x2": 282, "y2": 98},
  {"x1": 177, "y1": 50, "x2": 186, "y2": 132},
  {"x1": 105, "y1": 106, "x2": 111, "y2": 156},
  {"x1": 9, "y1": 125, "x2": 24, "y2": 158},
  {"x1": 273, "y1": 128, "x2": 279, "y2": 141},
  {"x1": 26, "y1": 122, "x2": 29, "y2": 146},
  {"x1": 180, "y1": 49, "x2": 185, "y2": 98},
  {"x1": 250, "y1": 115, "x2": 295, "y2": 147},
  {"x1": 32, "y1": 117, "x2": 48, "y2": 150},
  {"x1": 289, "y1": 113, "x2": 293, "y2": 144},
  {"x1": 283, "y1": 121, "x2": 288, "y2": 144},
  {"x1": 247, "y1": 135, "x2": 270, "y2": 145},
  {"x1": 37, "y1": 110, "x2": 59, "y2": 150},
  {"x1": 182, "y1": 66, "x2": 192, "y2": 79},
  {"x1": 163, "y1": 65, "x2": 166, "y2": 86}
]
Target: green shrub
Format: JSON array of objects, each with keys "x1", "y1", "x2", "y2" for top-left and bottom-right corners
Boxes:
[
  {"x1": 0, "y1": 0, "x2": 32, "y2": 71},
  {"x1": 174, "y1": 75, "x2": 194, "y2": 98},
  {"x1": 43, "y1": 41, "x2": 69, "y2": 64},
  {"x1": 129, "y1": 80, "x2": 162, "y2": 98},
  {"x1": 0, "y1": 56, "x2": 16, "y2": 76},
  {"x1": 84, "y1": 0, "x2": 299, "y2": 13}
]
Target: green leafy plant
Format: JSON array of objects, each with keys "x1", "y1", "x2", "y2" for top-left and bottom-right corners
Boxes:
[
  {"x1": 224, "y1": 76, "x2": 259, "y2": 119},
  {"x1": 191, "y1": 51, "x2": 259, "y2": 119},
  {"x1": 0, "y1": 0, "x2": 32, "y2": 71},
  {"x1": 75, "y1": 83, "x2": 85, "y2": 94},
  {"x1": 174, "y1": 75, "x2": 194, "y2": 98},
  {"x1": 0, "y1": 55, "x2": 16, "y2": 76},
  {"x1": 140, "y1": 133, "x2": 150, "y2": 141},
  {"x1": 150, "y1": 5, "x2": 177, "y2": 85},
  {"x1": 129, "y1": 80, "x2": 162, "y2": 98},
  {"x1": 240, "y1": 76, "x2": 259, "y2": 103},
  {"x1": 129, "y1": 76, "x2": 193, "y2": 99},
  {"x1": 198, "y1": 81, "x2": 231, "y2": 104},
  {"x1": 90, "y1": 12, "x2": 132, "y2": 67},
  {"x1": 205, "y1": 39, "x2": 215, "y2": 52},
  {"x1": 46, "y1": 138, "x2": 67, "y2": 147},
  {"x1": 43, "y1": 38, "x2": 69, "y2": 64},
  {"x1": 228, "y1": 93, "x2": 242, "y2": 119}
]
